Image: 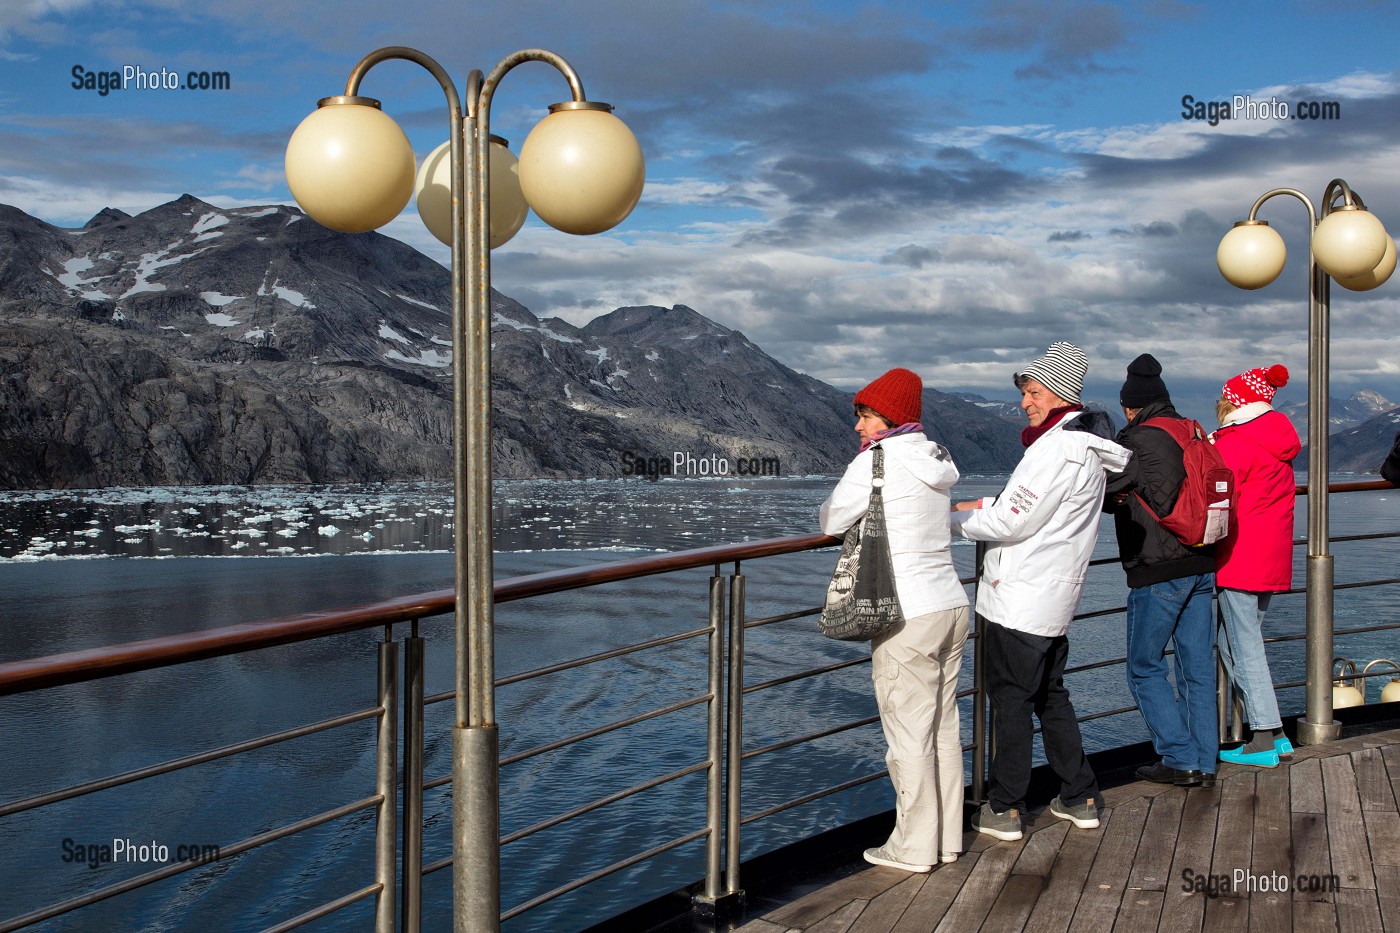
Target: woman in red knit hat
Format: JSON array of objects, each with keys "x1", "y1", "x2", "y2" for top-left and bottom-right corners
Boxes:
[
  {"x1": 819, "y1": 368, "x2": 969, "y2": 872},
  {"x1": 1212, "y1": 364, "x2": 1300, "y2": 768}
]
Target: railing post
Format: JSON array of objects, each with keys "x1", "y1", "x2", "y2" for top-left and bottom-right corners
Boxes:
[
  {"x1": 376, "y1": 628, "x2": 399, "y2": 933},
  {"x1": 693, "y1": 566, "x2": 736, "y2": 923},
  {"x1": 971, "y1": 541, "x2": 988, "y2": 805},
  {"x1": 1215, "y1": 654, "x2": 1245, "y2": 745},
  {"x1": 724, "y1": 565, "x2": 747, "y2": 906},
  {"x1": 402, "y1": 622, "x2": 425, "y2": 933}
]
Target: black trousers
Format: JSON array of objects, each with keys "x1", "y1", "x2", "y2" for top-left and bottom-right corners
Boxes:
[{"x1": 984, "y1": 619, "x2": 1099, "y2": 812}]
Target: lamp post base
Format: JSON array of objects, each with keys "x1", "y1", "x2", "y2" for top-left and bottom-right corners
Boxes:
[
  {"x1": 1296, "y1": 718, "x2": 1342, "y2": 745},
  {"x1": 453, "y1": 724, "x2": 500, "y2": 933}
]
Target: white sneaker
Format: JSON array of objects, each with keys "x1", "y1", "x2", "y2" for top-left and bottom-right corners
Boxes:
[
  {"x1": 939, "y1": 852, "x2": 959, "y2": 864},
  {"x1": 1048, "y1": 795, "x2": 1100, "y2": 829},
  {"x1": 863, "y1": 846, "x2": 932, "y2": 873}
]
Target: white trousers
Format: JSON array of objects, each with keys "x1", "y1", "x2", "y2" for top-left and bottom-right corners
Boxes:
[{"x1": 871, "y1": 605, "x2": 969, "y2": 864}]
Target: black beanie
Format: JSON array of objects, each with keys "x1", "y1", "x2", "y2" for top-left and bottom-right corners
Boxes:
[{"x1": 1120, "y1": 353, "x2": 1170, "y2": 407}]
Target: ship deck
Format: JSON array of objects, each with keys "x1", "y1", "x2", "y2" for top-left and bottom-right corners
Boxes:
[{"x1": 736, "y1": 726, "x2": 1400, "y2": 933}]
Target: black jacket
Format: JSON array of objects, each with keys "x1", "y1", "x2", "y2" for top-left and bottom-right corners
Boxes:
[{"x1": 1104, "y1": 400, "x2": 1216, "y2": 588}]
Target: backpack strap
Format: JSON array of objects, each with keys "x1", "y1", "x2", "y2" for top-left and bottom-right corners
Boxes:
[{"x1": 1141, "y1": 416, "x2": 1203, "y2": 448}]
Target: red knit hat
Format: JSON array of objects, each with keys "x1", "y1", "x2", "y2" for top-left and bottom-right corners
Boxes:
[
  {"x1": 854, "y1": 368, "x2": 923, "y2": 426},
  {"x1": 1223, "y1": 364, "x2": 1289, "y2": 407}
]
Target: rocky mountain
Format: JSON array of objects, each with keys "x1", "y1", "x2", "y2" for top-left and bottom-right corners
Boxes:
[
  {"x1": 1299, "y1": 405, "x2": 1400, "y2": 474},
  {"x1": 1281, "y1": 390, "x2": 1395, "y2": 439},
  {"x1": 0, "y1": 196, "x2": 1023, "y2": 488}
]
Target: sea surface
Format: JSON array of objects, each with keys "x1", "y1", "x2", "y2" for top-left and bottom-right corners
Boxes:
[{"x1": 1, "y1": 474, "x2": 1397, "y2": 931}]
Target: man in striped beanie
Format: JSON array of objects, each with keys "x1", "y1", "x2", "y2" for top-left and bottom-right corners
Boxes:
[{"x1": 952, "y1": 342, "x2": 1130, "y2": 842}]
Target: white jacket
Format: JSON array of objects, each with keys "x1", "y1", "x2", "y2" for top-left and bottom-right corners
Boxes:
[
  {"x1": 819, "y1": 433, "x2": 969, "y2": 619},
  {"x1": 950, "y1": 412, "x2": 1131, "y2": 637}
]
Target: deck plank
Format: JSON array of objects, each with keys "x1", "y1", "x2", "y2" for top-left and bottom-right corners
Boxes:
[
  {"x1": 1010, "y1": 820, "x2": 1068, "y2": 878},
  {"x1": 762, "y1": 867, "x2": 908, "y2": 928},
  {"x1": 846, "y1": 873, "x2": 923, "y2": 933},
  {"x1": 734, "y1": 729, "x2": 1400, "y2": 933},
  {"x1": 1018, "y1": 807, "x2": 1103, "y2": 933},
  {"x1": 1069, "y1": 796, "x2": 1150, "y2": 933},
  {"x1": 1380, "y1": 742, "x2": 1400, "y2": 810},
  {"x1": 930, "y1": 835, "x2": 1023, "y2": 933},
  {"x1": 1111, "y1": 889, "x2": 1162, "y2": 933},
  {"x1": 1323, "y1": 754, "x2": 1375, "y2": 890},
  {"x1": 1375, "y1": 865, "x2": 1400, "y2": 933},
  {"x1": 1248, "y1": 765, "x2": 1293, "y2": 932},
  {"x1": 1160, "y1": 786, "x2": 1222, "y2": 933},
  {"x1": 1289, "y1": 756, "x2": 1324, "y2": 813},
  {"x1": 1334, "y1": 888, "x2": 1383, "y2": 933},
  {"x1": 1127, "y1": 790, "x2": 1184, "y2": 893},
  {"x1": 888, "y1": 855, "x2": 972, "y2": 933},
  {"x1": 1355, "y1": 747, "x2": 1398, "y2": 811}
]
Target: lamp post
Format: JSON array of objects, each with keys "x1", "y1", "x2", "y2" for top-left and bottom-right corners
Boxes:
[
  {"x1": 284, "y1": 46, "x2": 644, "y2": 932},
  {"x1": 1216, "y1": 178, "x2": 1394, "y2": 746}
]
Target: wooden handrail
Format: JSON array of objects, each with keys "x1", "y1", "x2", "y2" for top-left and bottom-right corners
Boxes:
[{"x1": 0, "y1": 532, "x2": 840, "y2": 697}]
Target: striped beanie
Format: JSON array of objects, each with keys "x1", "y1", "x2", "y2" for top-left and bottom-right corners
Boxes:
[
  {"x1": 1015, "y1": 342, "x2": 1087, "y2": 405},
  {"x1": 1223, "y1": 364, "x2": 1289, "y2": 407}
]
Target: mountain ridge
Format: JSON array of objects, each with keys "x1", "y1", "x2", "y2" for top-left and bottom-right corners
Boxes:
[{"x1": 0, "y1": 196, "x2": 1025, "y2": 488}]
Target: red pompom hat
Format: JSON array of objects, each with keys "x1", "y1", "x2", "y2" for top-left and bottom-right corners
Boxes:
[
  {"x1": 854, "y1": 368, "x2": 923, "y2": 426},
  {"x1": 1222, "y1": 364, "x2": 1289, "y2": 407}
]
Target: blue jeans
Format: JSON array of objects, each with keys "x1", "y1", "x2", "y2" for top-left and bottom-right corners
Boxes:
[
  {"x1": 1216, "y1": 588, "x2": 1282, "y2": 731},
  {"x1": 1126, "y1": 574, "x2": 1218, "y2": 772}
]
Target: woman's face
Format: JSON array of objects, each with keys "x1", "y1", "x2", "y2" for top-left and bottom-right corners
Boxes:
[{"x1": 854, "y1": 408, "x2": 892, "y2": 442}]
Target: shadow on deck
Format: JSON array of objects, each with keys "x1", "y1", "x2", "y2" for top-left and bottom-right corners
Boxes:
[{"x1": 734, "y1": 727, "x2": 1400, "y2": 933}]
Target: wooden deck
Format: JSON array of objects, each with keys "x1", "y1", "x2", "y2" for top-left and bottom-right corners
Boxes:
[{"x1": 736, "y1": 728, "x2": 1400, "y2": 933}]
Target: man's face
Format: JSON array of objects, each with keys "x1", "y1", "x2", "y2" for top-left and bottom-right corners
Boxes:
[{"x1": 1020, "y1": 378, "x2": 1067, "y2": 428}]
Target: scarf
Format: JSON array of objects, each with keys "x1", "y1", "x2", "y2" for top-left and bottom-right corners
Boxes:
[
  {"x1": 1021, "y1": 405, "x2": 1081, "y2": 448},
  {"x1": 861, "y1": 421, "x2": 924, "y2": 453}
]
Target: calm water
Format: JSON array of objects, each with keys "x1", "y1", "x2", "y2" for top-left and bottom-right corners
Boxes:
[{"x1": 1, "y1": 475, "x2": 1397, "y2": 931}]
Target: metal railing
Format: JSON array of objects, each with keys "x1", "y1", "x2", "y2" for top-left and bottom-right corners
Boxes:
[{"x1": 0, "y1": 480, "x2": 1396, "y2": 931}]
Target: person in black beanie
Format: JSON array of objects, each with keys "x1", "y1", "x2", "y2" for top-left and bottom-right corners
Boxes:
[{"x1": 1104, "y1": 354, "x2": 1219, "y2": 788}]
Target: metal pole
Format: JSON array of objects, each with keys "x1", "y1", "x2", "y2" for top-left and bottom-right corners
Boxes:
[
  {"x1": 375, "y1": 633, "x2": 399, "y2": 933},
  {"x1": 1216, "y1": 652, "x2": 1230, "y2": 743},
  {"x1": 402, "y1": 625, "x2": 425, "y2": 933},
  {"x1": 725, "y1": 567, "x2": 746, "y2": 897},
  {"x1": 1300, "y1": 218, "x2": 1340, "y2": 745},
  {"x1": 455, "y1": 79, "x2": 502, "y2": 932},
  {"x1": 702, "y1": 569, "x2": 726, "y2": 901},
  {"x1": 970, "y1": 541, "x2": 988, "y2": 804}
]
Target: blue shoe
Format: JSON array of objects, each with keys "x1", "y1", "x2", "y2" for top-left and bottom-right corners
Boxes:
[
  {"x1": 1219, "y1": 745, "x2": 1280, "y2": 768},
  {"x1": 1275, "y1": 736, "x2": 1294, "y2": 759}
]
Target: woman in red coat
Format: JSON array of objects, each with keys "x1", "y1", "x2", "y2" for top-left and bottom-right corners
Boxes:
[{"x1": 1212, "y1": 364, "x2": 1300, "y2": 768}]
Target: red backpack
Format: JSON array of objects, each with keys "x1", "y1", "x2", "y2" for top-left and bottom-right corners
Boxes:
[{"x1": 1133, "y1": 417, "x2": 1234, "y2": 547}]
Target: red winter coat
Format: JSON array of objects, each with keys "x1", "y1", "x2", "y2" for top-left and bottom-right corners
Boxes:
[{"x1": 1212, "y1": 404, "x2": 1301, "y2": 591}]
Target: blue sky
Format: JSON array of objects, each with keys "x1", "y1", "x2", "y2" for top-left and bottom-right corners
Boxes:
[{"x1": 3, "y1": 0, "x2": 1400, "y2": 424}]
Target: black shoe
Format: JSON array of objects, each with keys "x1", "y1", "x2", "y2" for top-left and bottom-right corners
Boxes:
[
  {"x1": 1173, "y1": 769, "x2": 1205, "y2": 786},
  {"x1": 1136, "y1": 762, "x2": 1181, "y2": 778},
  {"x1": 1199, "y1": 772, "x2": 1217, "y2": 788},
  {"x1": 1137, "y1": 763, "x2": 1188, "y2": 784}
]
